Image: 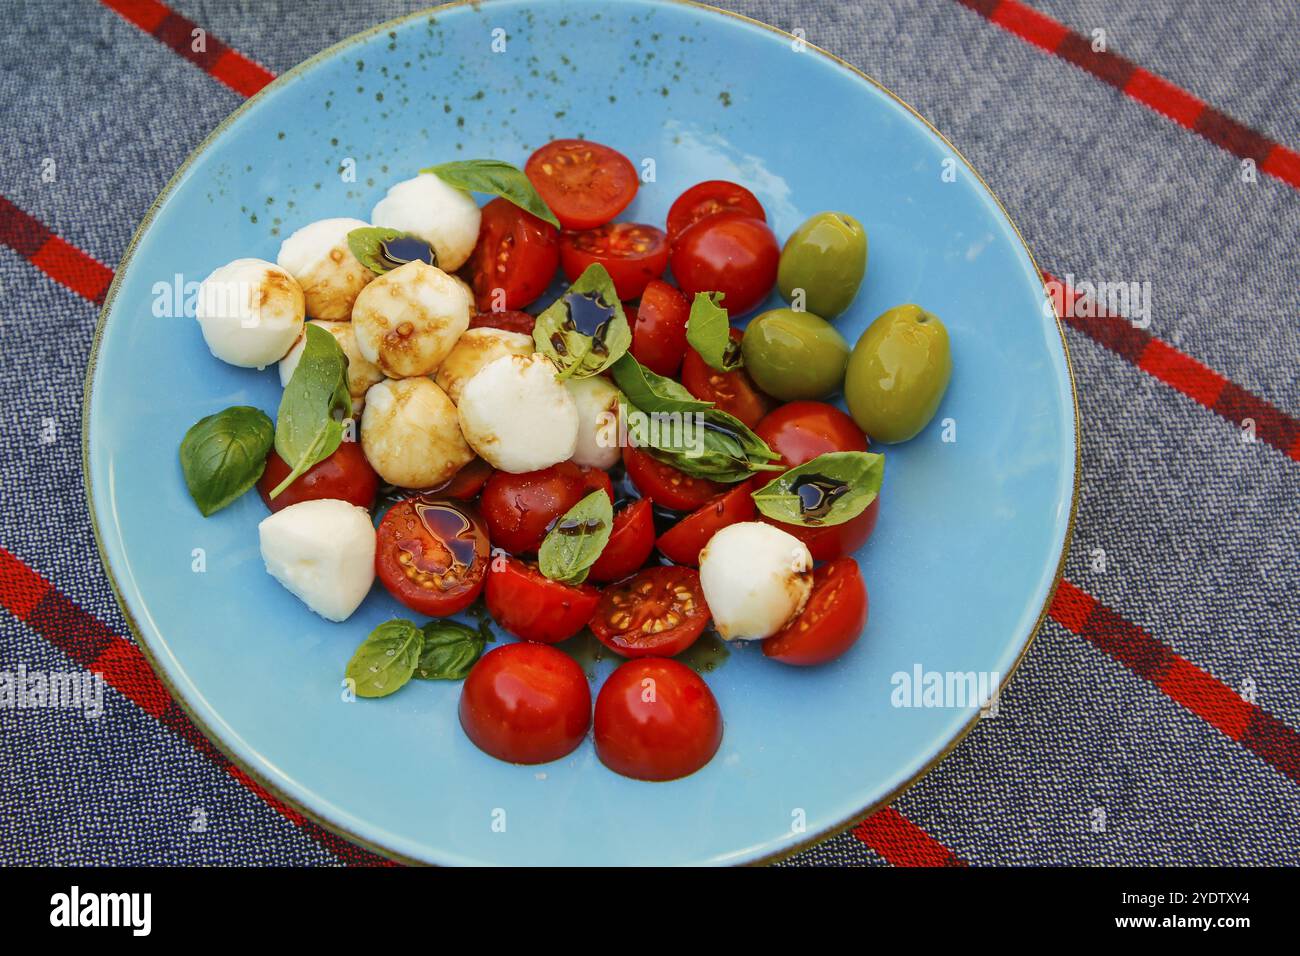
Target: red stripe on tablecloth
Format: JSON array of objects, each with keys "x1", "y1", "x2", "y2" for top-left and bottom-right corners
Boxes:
[
  {"x1": 853, "y1": 807, "x2": 968, "y2": 866},
  {"x1": 0, "y1": 197, "x2": 114, "y2": 304},
  {"x1": 0, "y1": 545, "x2": 394, "y2": 866},
  {"x1": 99, "y1": 0, "x2": 275, "y2": 97},
  {"x1": 1050, "y1": 580, "x2": 1298, "y2": 784},
  {"x1": 954, "y1": 0, "x2": 1300, "y2": 190}
]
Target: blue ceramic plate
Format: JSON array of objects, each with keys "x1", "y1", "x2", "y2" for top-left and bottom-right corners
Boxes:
[{"x1": 85, "y1": 0, "x2": 1076, "y2": 865}]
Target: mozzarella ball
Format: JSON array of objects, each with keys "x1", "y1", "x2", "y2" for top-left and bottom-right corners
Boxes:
[
  {"x1": 457, "y1": 353, "x2": 579, "y2": 473},
  {"x1": 370, "y1": 173, "x2": 481, "y2": 272},
  {"x1": 279, "y1": 320, "x2": 385, "y2": 413},
  {"x1": 565, "y1": 376, "x2": 623, "y2": 470},
  {"x1": 698, "y1": 522, "x2": 813, "y2": 641},
  {"x1": 276, "y1": 217, "x2": 373, "y2": 319},
  {"x1": 258, "y1": 498, "x2": 376, "y2": 622},
  {"x1": 194, "y1": 258, "x2": 304, "y2": 369},
  {"x1": 435, "y1": 327, "x2": 534, "y2": 405},
  {"x1": 360, "y1": 377, "x2": 472, "y2": 488},
  {"x1": 351, "y1": 260, "x2": 471, "y2": 378}
]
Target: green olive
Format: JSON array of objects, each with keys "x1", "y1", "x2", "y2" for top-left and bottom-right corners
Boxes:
[
  {"x1": 844, "y1": 304, "x2": 951, "y2": 443},
  {"x1": 777, "y1": 212, "x2": 868, "y2": 319},
  {"x1": 740, "y1": 308, "x2": 849, "y2": 401}
]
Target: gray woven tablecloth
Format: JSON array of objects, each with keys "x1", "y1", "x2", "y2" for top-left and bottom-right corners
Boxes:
[{"x1": 1, "y1": 0, "x2": 1297, "y2": 866}]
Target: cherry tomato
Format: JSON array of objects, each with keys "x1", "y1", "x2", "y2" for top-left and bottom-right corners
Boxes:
[
  {"x1": 590, "y1": 566, "x2": 710, "y2": 658},
  {"x1": 480, "y1": 462, "x2": 613, "y2": 555},
  {"x1": 524, "y1": 139, "x2": 638, "y2": 230},
  {"x1": 629, "y1": 279, "x2": 690, "y2": 377},
  {"x1": 258, "y1": 439, "x2": 379, "y2": 513},
  {"x1": 469, "y1": 309, "x2": 537, "y2": 336},
  {"x1": 428, "y1": 457, "x2": 494, "y2": 500},
  {"x1": 681, "y1": 328, "x2": 774, "y2": 429},
  {"x1": 754, "y1": 400, "x2": 869, "y2": 467},
  {"x1": 669, "y1": 211, "x2": 779, "y2": 317},
  {"x1": 763, "y1": 557, "x2": 868, "y2": 666},
  {"x1": 666, "y1": 180, "x2": 766, "y2": 242},
  {"x1": 560, "y1": 223, "x2": 668, "y2": 300},
  {"x1": 375, "y1": 497, "x2": 489, "y2": 617},
  {"x1": 622, "y1": 445, "x2": 724, "y2": 512},
  {"x1": 763, "y1": 497, "x2": 880, "y2": 563},
  {"x1": 588, "y1": 498, "x2": 656, "y2": 584},
  {"x1": 594, "y1": 658, "x2": 723, "y2": 781},
  {"x1": 655, "y1": 480, "x2": 756, "y2": 567},
  {"x1": 463, "y1": 198, "x2": 559, "y2": 312},
  {"x1": 484, "y1": 556, "x2": 600, "y2": 644},
  {"x1": 459, "y1": 643, "x2": 591, "y2": 764}
]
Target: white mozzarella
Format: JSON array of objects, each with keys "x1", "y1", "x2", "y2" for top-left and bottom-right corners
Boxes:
[
  {"x1": 360, "y1": 377, "x2": 473, "y2": 488},
  {"x1": 275, "y1": 217, "x2": 373, "y2": 319},
  {"x1": 258, "y1": 498, "x2": 376, "y2": 622},
  {"x1": 351, "y1": 260, "x2": 471, "y2": 378},
  {"x1": 456, "y1": 353, "x2": 579, "y2": 473},
  {"x1": 279, "y1": 320, "x2": 385, "y2": 413},
  {"x1": 565, "y1": 376, "x2": 623, "y2": 470},
  {"x1": 435, "y1": 327, "x2": 534, "y2": 405},
  {"x1": 698, "y1": 522, "x2": 813, "y2": 641},
  {"x1": 194, "y1": 258, "x2": 304, "y2": 369},
  {"x1": 370, "y1": 173, "x2": 481, "y2": 272}
]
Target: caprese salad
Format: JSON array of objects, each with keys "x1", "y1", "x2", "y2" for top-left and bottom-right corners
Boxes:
[{"x1": 178, "y1": 137, "x2": 953, "y2": 782}]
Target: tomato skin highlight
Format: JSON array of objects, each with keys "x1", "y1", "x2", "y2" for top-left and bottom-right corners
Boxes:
[
  {"x1": 666, "y1": 180, "x2": 766, "y2": 243},
  {"x1": 468, "y1": 309, "x2": 537, "y2": 336},
  {"x1": 629, "y1": 279, "x2": 690, "y2": 377},
  {"x1": 622, "y1": 445, "x2": 724, "y2": 512},
  {"x1": 459, "y1": 643, "x2": 591, "y2": 764},
  {"x1": 763, "y1": 557, "x2": 868, "y2": 666},
  {"x1": 258, "y1": 440, "x2": 378, "y2": 513},
  {"x1": 594, "y1": 658, "x2": 723, "y2": 781},
  {"x1": 655, "y1": 480, "x2": 756, "y2": 567},
  {"x1": 588, "y1": 498, "x2": 656, "y2": 584},
  {"x1": 560, "y1": 223, "x2": 669, "y2": 300},
  {"x1": 754, "y1": 400, "x2": 869, "y2": 467},
  {"x1": 375, "y1": 497, "x2": 490, "y2": 617},
  {"x1": 480, "y1": 462, "x2": 613, "y2": 556},
  {"x1": 669, "y1": 211, "x2": 779, "y2": 317},
  {"x1": 681, "y1": 328, "x2": 775, "y2": 429},
  {"x1": 464, "y1": 198, "x2": 559, "y2": 312},
  {"x1": 484, "y1": 556, "x2": 600, "y2": 644},
  {"x1": 762, "y1": 496, "x2": 879, "y2": 562},
  {"x1": 590, "y1": 566, "x2": 710, "y2": 658},
  {"x1": 525, "y1": 139, "x2": 638, "y2": 231}
]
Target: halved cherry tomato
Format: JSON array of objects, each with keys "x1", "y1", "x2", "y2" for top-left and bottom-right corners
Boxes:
[
  {"x1": 755, "y1": 400, "x2": 868, "y2": 467},
  {"x1": 459, "y1": 642, "x2": 591, "y2": 764},
  {"x1": 560, "y1": 223, "x2": 668, "y2": 300},
  {"x1": 594, "y1": 657, "x2": 723, "y2": 781},
  {"x1": 484, "y1": 556, "x2": 600, "y2": 644},
  {"x1": 681, "y1": 328, "x2": 774, "y2": 429},
  {"x1": 629, "y1": 279, "x2": 690, "y2": 377},
  {"x1": 428, "y1": 457, "x2": 494, "y2": 500},
  {"x1": 376, "y1": 497, "x2": 489, "y2": 617},
  {"x1": 480, "y1": 462, "x2": 613, "y2": 555},
  {"x1": 655, "y1": 480, "x2": 756, "y2": 567},
  {"x1": 588, "y1": 498, "x2": 655, "y2": 584},
  {"x1": 762, "y1": 557, "x2": 868, "y2": 666},
  {"x1": 463, "y1": 197, "x2": 559, "y2": 311},
  {"x1": 669, "y1": 211, "x2": 779, "y2": 317},
  {"x1": 590, "y1": 566, "x2": 710, "y2": 658},
  {"x1": 524, "y1": 139, "x2": 638, "y2": 230},
  {"x1": 622, "y1": 445, "x2": 724, "y2": 512},
  {"x1": 469, "y1": 309, "x2": 537, "y2": 336},
  {"x1": 763, "y1": 497, "x2": 880, "y2": 563},
  {"x1": 258, "y1": 439, "x2": 378, "y2": 513},
  {"x1": 666, "y1": 180, "x2": 766, "y2": 242}
]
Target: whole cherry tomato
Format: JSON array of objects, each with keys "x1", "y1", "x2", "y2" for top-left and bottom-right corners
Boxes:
[
  {"x1": 463, "y1": 198, "x2": 559, "y2": 312},
  {"x1": 258, "y1": 440, "x2": 378, "y2": 513},
  {"x1": 375, "y1": 497, "x2": 490, "y2": 617},
  {"x1": 480, "y1": 462, "x2": 613, "y2": 555},
  {"x1": 524, "y1": 139, "x2": 638, "y2": 230},
  {"x1": 754, "y1": 401, "x2": 869, "y2": 467},
  {"x1": 629, "y1": 279, "x2": 690, "y2": 377},
  {"x1": 669, "y1": 211, "x2": 778, "y2": 317},
  {"x1": 763, "y1": 557, "x2": 868, "y2": 666},
  {"x1": 484, "y1": 556, "x2": 600, "y2": 644}
]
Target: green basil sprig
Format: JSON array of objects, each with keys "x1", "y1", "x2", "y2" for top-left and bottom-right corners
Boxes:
[
  {"x1": 685, "y1": 291, "x2": 742, "y2": 372},
  {"x1": 178, "y1": 406, "x2": 274, "y2": 517},
  {"x1": 538, "y1": 490, "x2": 614, "y2": 585},
  {"x1": 416, "y1": 621, "x2": 486, "y2": 681},
  {"x1": 533, "y1": 263, "x2": 632, "y2": 380},
  {"x1": 347, "y1": 226, "x2": 436, "y2": 275},
  {"x1": 626, "y1": 404, "x2": 782, "y2": 483},
  {"x1": 751, "y1": 451, "x2": 885, "y2": 527},
  {"x1": 345, "y1": 619, "x2": 424, "y2": 698},
  {"x1": 610, "y1": 352, "x2": 713, "y2": 414},
  {"x1": 270, "y1": 324, "x2": 352, "y2": 499},
  {"x1": 422, "y1": 159, "x2": 561, "y2": 228}
]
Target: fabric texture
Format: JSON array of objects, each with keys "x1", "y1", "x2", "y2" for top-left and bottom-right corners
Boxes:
[{"x1": 0, "y1": 0, "x2": 1296, "y2": 866}]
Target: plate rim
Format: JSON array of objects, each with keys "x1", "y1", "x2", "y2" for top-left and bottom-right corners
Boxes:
[{"x1": 81, "y1": 0, "x2": 1081, "y2": 867}]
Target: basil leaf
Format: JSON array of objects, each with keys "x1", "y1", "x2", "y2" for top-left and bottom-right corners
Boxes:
[
  {"x1": 538, "y1": 490, "x2": 614, "y2": 585},
  {"x1": 532, "y1": 264, "x2": 632, "y2": 380},
  {"x1": 415, "y1": 620, "x2": 485, "y2": 681},
  {"x1": 270, "y1": 324, "x2": 352, "y2": 498},
  {"x1": 685, "y1": 292, "x2": 742, "y2": 372},
  {"x1": 178, "y1": 406, "x2": 275, "y2": 517},
  {"x1": 345, "y1": 619, "x2": 424, "y2": 698},
  {"x1": 610, "y1": 352, "x2": 712, "y2": 414},
  {"x1": 626, "y1": 404, "x2": 782, "y2": 483},
  {"x1": 422, "y1": 159, "x2": 561, "y2": 228},
  {"x1": 752, "y1": 451, "x2": 885, "y2": 527},
  {"x1": 347, "y1": 226, "x2": 436, "y2": 275}
]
